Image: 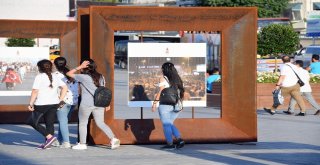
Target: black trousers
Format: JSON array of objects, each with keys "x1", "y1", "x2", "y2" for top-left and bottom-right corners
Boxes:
[{"x1": 27, "y1": 104, "x2": 58, "y2": 137}]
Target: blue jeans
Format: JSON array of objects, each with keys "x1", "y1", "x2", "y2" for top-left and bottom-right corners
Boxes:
[
  {"x1": 57, "y1": 104, "x2": 74, "y2": 143},
  {"x1": 158, "y1": 104, "x2": 181, "y2": 144}
]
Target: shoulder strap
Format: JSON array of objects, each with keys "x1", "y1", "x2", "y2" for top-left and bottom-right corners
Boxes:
[
  {"x1": 163, "y1": 76, "x2": 170, "y2": 86},
  {"x1": 80, "y1": 82, "x2": 94, "y2": 97},
  {"x1": 286, "y1": 64, "x2": 302, "y2": 81},
  {"x1": 101, "y1": 75, "x2": 105, "y2": 86},
  {"x1": 163, "y1": 76, "x2": 181, "y2": 99}
]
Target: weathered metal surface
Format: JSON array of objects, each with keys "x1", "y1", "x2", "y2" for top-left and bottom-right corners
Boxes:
[
  {"x1": 88, "y1": 6, "x2": 257, "y2": 144},
  {"x1": 0, "y1": 20, "x2": 77, "y2": 38},
  {"x1": 0, "y1": 19, "x2": 77, "y2": 123}
]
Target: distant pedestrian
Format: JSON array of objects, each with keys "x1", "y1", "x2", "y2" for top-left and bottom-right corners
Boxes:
[
  {"x1": 51, "y1": 57, "x2": 79, "y2": 148},
  {"x1": 67, "y1": 59, "x2": 120, "y2": 150},
  {"x1": 285, "y1": 60, "x2": 320, "y2": 116},
  {"x1": 27, "y1": 59, "x2": 68, "y2": 149},
  {"x1": 306, "y1": 54, "x2": 320, "y2": 74},
  {"x1": 152, "y1": 62, "x2": 185, "y2": 150},
  {"x1": 1, "y1": 68, "x2": 22, "y2": 90},
  {"x1": 206, "y1": 68, "x2": 221, "y2": 93},
  {"x1": 264, "y1": 55, "x2": 306, "y2": 116}
]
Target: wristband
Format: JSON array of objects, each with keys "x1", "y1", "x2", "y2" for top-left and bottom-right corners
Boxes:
[{"x1": 276, "y1": 84, "x2": 280, "y2": 86}]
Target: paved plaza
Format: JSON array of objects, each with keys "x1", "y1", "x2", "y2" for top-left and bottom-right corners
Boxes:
[
  {"x1": 0, "y1": 109, "x2": 319, "y2": 165},
  {"x1": 1, "y1": 70, "x2": 320, "y2": 164}
]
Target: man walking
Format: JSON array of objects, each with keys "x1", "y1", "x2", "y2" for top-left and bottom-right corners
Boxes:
[
  {"x1": 306, "y1": 54, "x2": 320, "y2": 74},
  {"x1": 264, "y1": 55, "x2": 306, "y2": 116},
  {"x1": 285, "y1": 60, "x2": 320, "y2": 115}
]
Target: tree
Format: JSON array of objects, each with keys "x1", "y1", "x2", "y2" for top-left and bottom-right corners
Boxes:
[
  {"x1": 200, "y1": 0, "x2": 289, "y2": 18},
  {"x1": 5, "y1": 38, "x2": 35, "y2": 47},
  {"x1": 258, "y1": 24, "x2": 299, "y2": 57},
  {"x1": 258, "y1": 24, "x2": 299, "y2": 71}
]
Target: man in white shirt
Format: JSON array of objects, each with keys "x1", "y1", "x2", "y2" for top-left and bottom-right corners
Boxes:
[
  {"x1": 286, "y1": 60, "x2": 320, "y2": 115},
  {"x1": 264, "y1": 55, "x2": 306, "y2": 116}
]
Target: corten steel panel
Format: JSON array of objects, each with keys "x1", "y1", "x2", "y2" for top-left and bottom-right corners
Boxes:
[
  {"x1": 0, "y1": 20, "x2": 77, "y2": 38},
  {"x1": 0, "y1": 20, "x2": 77, "y2": 123},
  {"x1": 61, "y1": 28, "x2": 78, "y2": 68},
  {"x1": 88, "y1": 6, "x2": 257, "y2": 144}
]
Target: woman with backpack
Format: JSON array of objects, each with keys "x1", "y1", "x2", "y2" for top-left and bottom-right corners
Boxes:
[
  {"x1": 52, "y1": 57, "x2": 79, "y2": 148},
  {"x1": 151, "y1": 62, "x2": 185, "y2": 150},
  {"x1": 66, "y1": 59, "x2": 120, "y2": 150}
]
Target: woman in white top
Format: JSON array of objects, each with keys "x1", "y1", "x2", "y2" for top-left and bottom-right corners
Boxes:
[
  {"x1": 52, "y1": 57, "x2": 79, "y2": 148},
  {"x1": 152, "y1": 62, "x2": 185, "y2": 150},
  {"x1": 27, "y1": 59, "x2": 67, "y2": 149}
]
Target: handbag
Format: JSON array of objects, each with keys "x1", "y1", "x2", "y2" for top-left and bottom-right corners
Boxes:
[
  {"x1": 272, "y1": 89, "x2": 284, "y2": 107},
  {"x1": 287, "y1": 64, "x2": 304, "y2": 87},
  {"x1": 173, "y1": 96, "x2": 183, "y2": 112},
  {"x1": 159, "y1": 86, "x2": 178, "y2": 105}
]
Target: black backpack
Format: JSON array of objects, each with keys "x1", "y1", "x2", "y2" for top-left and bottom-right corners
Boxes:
[
  {"x1": 93, "y1": 86, "x2": 112, "y2": 107},
  {"x1": 81, "y1": 76, "x2": 112, "y2": 107}
]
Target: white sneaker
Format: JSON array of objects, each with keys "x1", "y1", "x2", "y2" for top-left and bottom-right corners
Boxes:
[
  {"x1": 51, "y1": 140, "x2": 60, "y2": 147},
  {"x1": 110, "y1": 138, "x2": 120, "y2": 149},
  {"x1": 60, "y1": 142, "x2": 71, "y2": 149},
  {"x1": 72, "y1": 143, "x2": 87, "y2": 150}
]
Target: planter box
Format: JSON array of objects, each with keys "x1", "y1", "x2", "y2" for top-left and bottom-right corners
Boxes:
[
  {"x1": 257, "y1": 83, "x2": 320, "y2": 110},
  {"x1": 207, "y1": 83, "x2": 320, "y2": 110}
]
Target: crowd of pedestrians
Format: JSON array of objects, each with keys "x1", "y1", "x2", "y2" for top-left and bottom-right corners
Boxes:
[{"x1": 27, "y1": 57, "x2": 188, "y2": 151}]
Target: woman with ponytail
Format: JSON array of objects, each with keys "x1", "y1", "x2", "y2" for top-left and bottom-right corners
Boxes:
[
  {"x1": 52, "y1": 57, "x2": 79, "y2": 148},
  {"x1": 28, "y1": 59, "x2": 67, "y2": 150},
  {"x1": 152, "y1": 62, "x2": 185, "y2": 150},
  {"x1": 67, "y1": 59, "x2": 120, "y2": 150}
]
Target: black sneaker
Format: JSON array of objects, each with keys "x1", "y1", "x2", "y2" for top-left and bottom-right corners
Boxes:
[
  {"x1": 283, "y1": 111, "x2": 293, "y2": 115},
  {"x1": 295, "y1": 112, "x2": 306, "y2": 116},
  {"x1": 264, "y1": 108, "x2": 275, "y2": 115},
  {"x1": 160, "y1": 144, "x2": 176, "y2": 150},
  {"x1": 176, "y1": 138, "x2": 185, "y2": 149},
  {"x1": 314, "y1": 110, "x2": 320, "y2": 116}
]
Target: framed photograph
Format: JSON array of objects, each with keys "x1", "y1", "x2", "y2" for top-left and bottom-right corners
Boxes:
[
  {"x1": 128, "y1": 43, "x2": 206, "y2": 107},
  {"x1": 0, "y1": 47, "x2": 49, "y2": 104}
]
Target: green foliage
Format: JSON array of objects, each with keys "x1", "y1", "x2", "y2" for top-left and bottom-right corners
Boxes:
[
  {"x1": 200, "y1": 0, "x2": 289, "y2": 18},
  {"x1": 257, "y1": 72, "x2": 279, "y2": 83},
  {"x1": 257, "y1": 24, "x2": 299, "y2": 58},
  {"x1": 310, "y1": 74, "x2": 320, "y2": 83},
  {"x1": 5, "y1": 38, "x2": 35, "y2": 47}
]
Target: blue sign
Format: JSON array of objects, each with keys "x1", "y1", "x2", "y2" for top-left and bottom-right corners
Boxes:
[{"x1": 306, "y1": 14, "x2": 320, "y2": 37}]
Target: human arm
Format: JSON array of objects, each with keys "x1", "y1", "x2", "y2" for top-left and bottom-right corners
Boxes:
[
  {"x1": 28, "y1": 89, "x2": 38, "y2": 111},
  {"x1": 105, "y1": 105, "x2": 111, "y2": 112},
  {"x1": 275, "y1": 75, "x2": 285, "y2": 90},
  {"x1": 66, "y1": 60, "x2": 90, "y2": 78},
  {"x1": 59, "y1": 85, "x2": 68, "y2": 104},
  {"x1": 306, "y1": 66, "x2": 311, "y2": 72}
]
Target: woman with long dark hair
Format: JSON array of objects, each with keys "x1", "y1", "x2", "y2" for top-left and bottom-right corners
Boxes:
[
  {"x1": 52, "y1": 57, "x2": 79, "y2": 148},
  {"x1": 66, "y1": 59, "x2": 120, "y2": 150},
  {"x1": 28, "y1": 59, "x2": 67, "y2": 149},
  {"x1": 152, "y1": 62, "x2": 185, "y2": 150}
]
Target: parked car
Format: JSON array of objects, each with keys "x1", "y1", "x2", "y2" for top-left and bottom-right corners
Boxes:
[{"x1": 294, "y1": 45, "x2": 320, "y2": 68}]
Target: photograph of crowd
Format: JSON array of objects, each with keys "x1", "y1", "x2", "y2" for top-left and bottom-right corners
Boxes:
[
  {"x1": 128, "y1": 43, "x2": 206, "y2": 107},
  {"x1": 0, "y1": 47, "x2": 49, "y2": 94}
]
